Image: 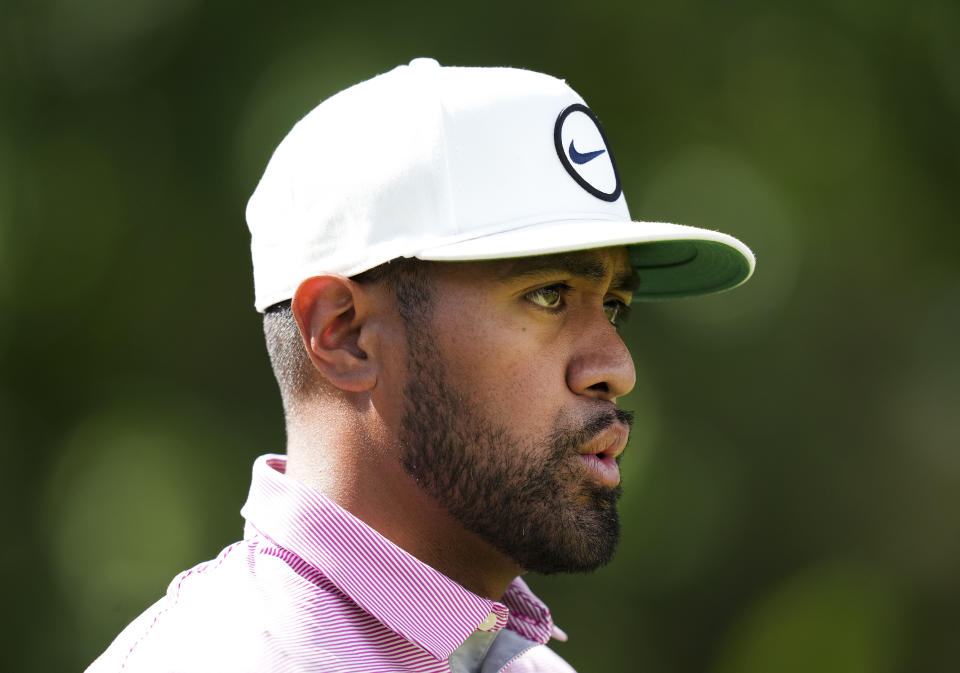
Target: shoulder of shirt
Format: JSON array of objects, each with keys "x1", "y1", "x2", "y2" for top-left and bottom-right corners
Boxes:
[
  {"x1": 85, "y1": 538, "x2": 352, "y2": 673},
  {"x1": 87, "y1": 537, "x2": 579, "y2": 673}
]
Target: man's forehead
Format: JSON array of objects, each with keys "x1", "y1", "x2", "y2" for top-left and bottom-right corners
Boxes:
[{"x1": 496, "y1": 247, "x2": 638, "y2": 292}]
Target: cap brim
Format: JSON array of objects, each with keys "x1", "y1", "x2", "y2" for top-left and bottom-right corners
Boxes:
[{"x1": 416, "y1": 219, "x2": 755, "y2": 299}]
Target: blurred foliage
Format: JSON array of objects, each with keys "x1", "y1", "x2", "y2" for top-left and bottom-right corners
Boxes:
[{"x1": 1, "y1": 0, "x2": 958, "y2": 671}]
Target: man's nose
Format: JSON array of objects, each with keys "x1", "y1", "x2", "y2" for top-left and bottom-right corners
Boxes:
[{"x1": 566, "y1": 321, "x2": 636, "y2": 403}]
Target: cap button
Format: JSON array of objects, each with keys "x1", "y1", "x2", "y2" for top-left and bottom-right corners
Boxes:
[{"x1": 408, "y1": 57, "x2": 440, "y2": 68}]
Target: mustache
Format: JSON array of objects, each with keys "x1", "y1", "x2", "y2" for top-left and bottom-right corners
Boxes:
[{"x1": 557, "y1": 407, "x2": 634, "y2": 449}]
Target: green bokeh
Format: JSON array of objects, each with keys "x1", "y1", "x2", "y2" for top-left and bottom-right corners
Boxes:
[{"x1": 713, "y1": 562, "x2": 904, "y2": 673}]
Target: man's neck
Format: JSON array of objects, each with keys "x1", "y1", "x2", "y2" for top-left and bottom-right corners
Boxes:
[{"x1": 285, "y1": 427, "x2": 522, "y2": 601}]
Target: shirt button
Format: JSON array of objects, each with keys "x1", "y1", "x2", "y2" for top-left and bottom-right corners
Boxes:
[{"x1": 479, "y1": 612, "x2": 499, "y2": 631}]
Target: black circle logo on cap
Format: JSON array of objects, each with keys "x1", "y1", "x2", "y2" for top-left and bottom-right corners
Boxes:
[{"x1": 554, "y1": 103, "x2": 622, "y2": 202}]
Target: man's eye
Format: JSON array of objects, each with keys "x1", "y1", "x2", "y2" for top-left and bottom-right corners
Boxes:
[
  {"x1": 526, "y1": 284, "x2": 566, "y2": 308},
  {"x1": 604, "y1": 301, "x2": 631, "y2": 327}
]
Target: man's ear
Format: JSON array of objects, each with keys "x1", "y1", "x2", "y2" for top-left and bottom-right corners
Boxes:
[{"x1": 291, "y1": 275, "x2": 377, "y2": 393}]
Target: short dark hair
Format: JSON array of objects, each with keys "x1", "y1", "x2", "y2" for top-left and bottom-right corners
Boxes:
[{"x1": 263, "y1": 258, "x2": 433, "y2": 413}]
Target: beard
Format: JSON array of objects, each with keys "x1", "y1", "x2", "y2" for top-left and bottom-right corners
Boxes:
[{"x1": 397, "y1": 326, "x2": 632, "y2": 575}]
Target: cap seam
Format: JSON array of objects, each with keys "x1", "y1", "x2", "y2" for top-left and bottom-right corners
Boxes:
[{"x1": 434, "y1": 70, "x2": 458, "y2": 240}]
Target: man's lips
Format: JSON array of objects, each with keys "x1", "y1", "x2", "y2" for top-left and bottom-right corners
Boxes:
[
  {"x1": 580, "y1": 423, "x2": 629, "y2": 460},
  {"x1": 578, "y1": 423, "x2": 629, "y2": 488}
]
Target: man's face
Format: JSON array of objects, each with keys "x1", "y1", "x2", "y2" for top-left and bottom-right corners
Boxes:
[{"x1": 395, "y1": 247, "x2": 637, "y2": 574}]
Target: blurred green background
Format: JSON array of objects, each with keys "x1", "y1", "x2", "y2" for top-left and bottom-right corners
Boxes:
[{"x1": 2, "y1": 0, "x2": 958, "y2": 671}]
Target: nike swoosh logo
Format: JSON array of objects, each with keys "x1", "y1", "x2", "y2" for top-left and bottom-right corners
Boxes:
[{"x1": 568, "y1": 139, "x2": 606, "y2": 165}]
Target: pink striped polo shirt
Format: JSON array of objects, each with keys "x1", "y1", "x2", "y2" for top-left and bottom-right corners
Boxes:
[{"x1": 87, "y1": 454, "x2": 576, "y2": 672}]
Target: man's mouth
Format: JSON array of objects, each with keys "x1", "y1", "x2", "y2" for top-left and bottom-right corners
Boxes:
[{"x1": 578, "y1": 423, "x2": 629, "y2": 488}]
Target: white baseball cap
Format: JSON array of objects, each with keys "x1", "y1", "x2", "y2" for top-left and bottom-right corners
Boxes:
[{"x1": 246, "y1": 58, "x2": 755, "y2": 312}]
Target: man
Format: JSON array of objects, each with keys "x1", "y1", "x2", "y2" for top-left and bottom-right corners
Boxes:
[{"x1": 88, "y1": 58, "x2": 753, "y2": 672}]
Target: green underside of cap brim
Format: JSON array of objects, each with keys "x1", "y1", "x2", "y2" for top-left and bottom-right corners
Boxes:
[
  {"x1": 628, "y1": 240, "x2": 752, "y2": 300},
  {"x1": 415, "y1": 218, "x2": 755, "y2": 299}
]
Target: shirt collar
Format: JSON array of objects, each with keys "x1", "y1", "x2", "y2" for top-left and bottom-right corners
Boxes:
[{"x1": 240, "y1": 454, "x2": 559, "y2": 661}]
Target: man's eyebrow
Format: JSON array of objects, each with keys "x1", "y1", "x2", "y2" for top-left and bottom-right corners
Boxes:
[
  {"x1": 499, "y1": 253, "x2": 640, "y2": 293},
  {"x1": 612, "y1": 268, "x2": 640, "y2": 294}
]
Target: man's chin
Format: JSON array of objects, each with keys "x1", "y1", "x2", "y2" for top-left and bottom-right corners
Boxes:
[
  {"x1": 506, "y1": 503, "x2": 622, "y2": 575},
  {"x1": 516, "y1": 536, "x2": 621, "y2": 576}
]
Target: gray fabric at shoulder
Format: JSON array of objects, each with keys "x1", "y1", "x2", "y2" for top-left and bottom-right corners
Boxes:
[{"x1": 481, "y1": 629, "x2": 577, "y2": 673}]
